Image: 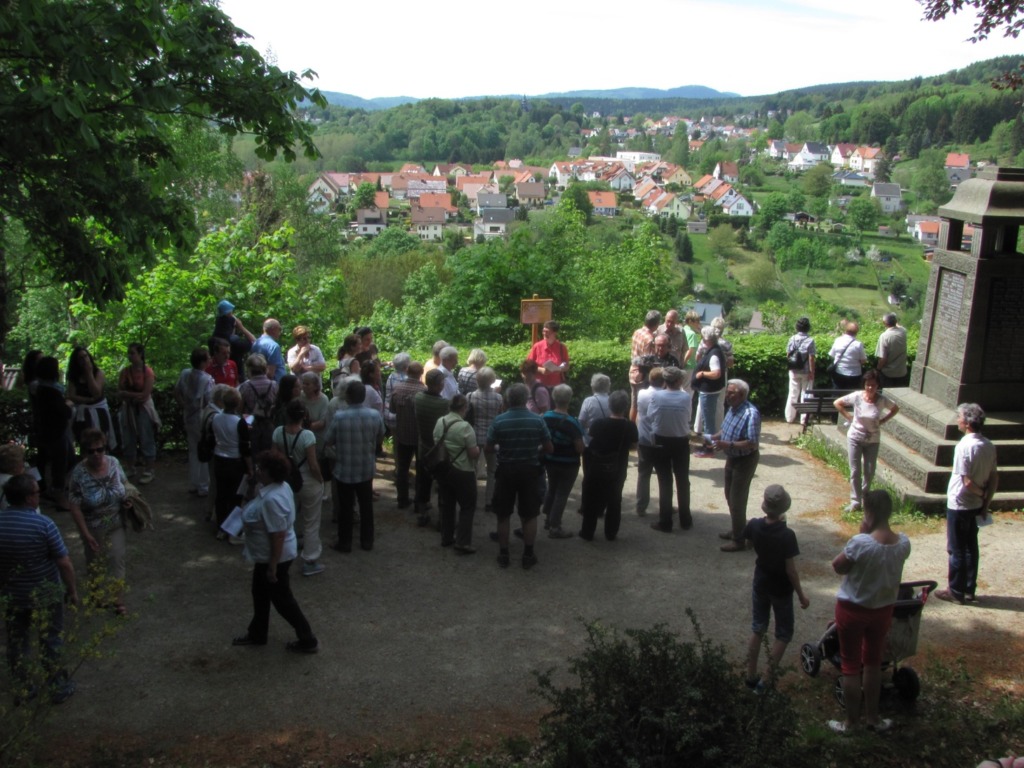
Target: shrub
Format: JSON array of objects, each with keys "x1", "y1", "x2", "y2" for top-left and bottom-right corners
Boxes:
[{"x1": 534, "y1": 614, "x2": 799, "y2": 768}]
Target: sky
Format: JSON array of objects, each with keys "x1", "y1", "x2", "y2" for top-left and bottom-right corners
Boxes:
[{"x1": 217, "y1": 0, "x2": 1022, "y2": 100}]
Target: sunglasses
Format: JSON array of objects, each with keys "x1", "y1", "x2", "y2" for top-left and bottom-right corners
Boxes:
[{"x1": 85, "y1": 446, "x2": 106, "y2": 455}]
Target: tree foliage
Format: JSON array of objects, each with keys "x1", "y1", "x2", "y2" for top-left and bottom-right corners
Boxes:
[
  {"x1": 0, "y1": 0, "x2": 324, "y2": 351},
  {"x1": 70, "y1": 217, "x2": 346, "y2": 380}
]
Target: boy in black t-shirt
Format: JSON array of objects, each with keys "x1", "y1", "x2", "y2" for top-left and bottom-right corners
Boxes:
[{"x1": 742, "y1": 484, "x2": 810, "y2": 691}]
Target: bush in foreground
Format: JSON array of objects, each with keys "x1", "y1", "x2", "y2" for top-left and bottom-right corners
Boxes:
[{"x1": 534, "y1": 613, "x2": 798, "y2": 768}]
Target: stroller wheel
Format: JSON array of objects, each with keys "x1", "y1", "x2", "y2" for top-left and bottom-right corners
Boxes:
[
  {"x1": 833, "y1": 677, "x2": 845, "y2": 707},
  {"x1": 893, "y1": 667, "x2": 921, "y2": 701},
  {"x1": 800, "y1": 643, "x2": 822, "y2": 677}
]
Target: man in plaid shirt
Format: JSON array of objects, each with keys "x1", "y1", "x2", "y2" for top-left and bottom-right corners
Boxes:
[
  {"x1": 711, "y1": 379, "x2": 762, "y2": 552},
  {"x1": 325, "y1": 381, "x2": 385, "y2": 553}
]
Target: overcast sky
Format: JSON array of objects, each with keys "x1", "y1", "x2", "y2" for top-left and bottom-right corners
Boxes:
[{"x1": 218, "y1": 0, "x2": 1022, "y2": 99}]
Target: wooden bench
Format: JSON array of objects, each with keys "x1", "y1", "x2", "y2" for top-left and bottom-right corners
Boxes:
[{"x1": 792, "y1": 388, "x2": 854, "y2": 432}]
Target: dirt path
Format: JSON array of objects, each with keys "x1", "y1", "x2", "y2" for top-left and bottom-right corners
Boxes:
[{"x1": 16, "y1": 421, "x2": 1024, "y2": 762}]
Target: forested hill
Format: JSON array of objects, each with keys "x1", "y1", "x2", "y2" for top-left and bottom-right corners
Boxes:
[{"x1": 244, "y1": 55, "x2": 1024, "y2": 173}]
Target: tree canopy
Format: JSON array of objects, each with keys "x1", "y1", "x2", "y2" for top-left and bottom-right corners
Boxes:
[{"x1": 0, "y1": 0, "x2": 324, "y2": 349}]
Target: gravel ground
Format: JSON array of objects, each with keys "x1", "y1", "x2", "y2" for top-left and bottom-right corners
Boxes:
[{"x1": 13, "y1": 420, "x2": 1024, "y2": 762}]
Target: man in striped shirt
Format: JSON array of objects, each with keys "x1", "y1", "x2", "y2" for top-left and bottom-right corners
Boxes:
[
  {"x1": 0, "y1": 474, "x2": 78, "y2": 704},
  {"x1": 486, "y1": 384, "x2": 553, "y2": 570}
]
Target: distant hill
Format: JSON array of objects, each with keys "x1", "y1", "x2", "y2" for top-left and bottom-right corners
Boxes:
[
  {"x1": 319, "y1": 92, "x2": 419, "y2": 110},
  {"x1": 538, "y1": 85, "x2": 741, "y2": 100},
  {"x1": 319, "y1": 84, "x2": 739, "y2": 110}
]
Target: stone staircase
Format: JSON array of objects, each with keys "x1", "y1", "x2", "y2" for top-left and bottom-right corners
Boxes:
[{"x1": 812, "y1": 387, "x2": 1024, "y2": 514}]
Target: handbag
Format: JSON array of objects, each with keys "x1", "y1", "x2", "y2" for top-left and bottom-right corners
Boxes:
[
  {"x1": 827, "y1": 339, "x2": 851, "y2": 378},
  {"x1": 422, "y1": 417, "x2": 465, "y2": 478}
]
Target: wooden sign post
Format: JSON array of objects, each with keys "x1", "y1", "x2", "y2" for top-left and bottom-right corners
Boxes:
[{"x1": 520, "y1": 295, "x2": 553, "y2": 345}]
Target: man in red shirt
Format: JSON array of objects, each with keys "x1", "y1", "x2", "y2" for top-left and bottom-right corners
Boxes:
[
  {"x1": 527, "y1": 320, "x2": 569, "y2": 389},
  {"x1": 206, "y1": 337, "x2": 239, "y2": 387}
]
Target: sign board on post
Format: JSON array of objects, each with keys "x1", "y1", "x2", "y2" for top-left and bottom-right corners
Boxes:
[{"x1": 521, "y1": 297, "x2": 553, "y2": 345}]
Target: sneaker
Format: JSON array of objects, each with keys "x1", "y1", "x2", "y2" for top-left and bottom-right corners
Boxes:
[
  {"x1": 196, "y1": 488, "x2": 209, "y2": 498},
  {"x1": 867, "y1": 718, "x2": 893, "y2": 733},
  {"x1": 719, "y1": 530, "x2": 734, "y2": 540},
  {"x1": 650, "y1": 522, "x2": 672, "y2": 533},
  {"x1": 454, "y1": 544, "x2": 476, "y2": 555},
  {"x1": 720, "y1": 540, "x2": 746, "y2": 552},
  {"x1": 694, "y1": 450, "x2": 715, "y2": 458},
  {"x1": 285, "y1": 640, "x2": 319, "y2": 655},
  {"x1": 302, "y1": 561, "x2": 325, "y2": 577},
  {"x1": 827, "y1": 720, "x2": 850, "y2": 735},
  {"x1": 522, "y1": 552, "x2": 538, "y2": 570},
  {"x1": 548, "y1": 527, "x2": 574, "y2": 539},
  {"x1": 843, "y1": 502, "x2": 862, "y2": 513},
  {"x1": 138, "y1": 470, "x2": 155, "y2": 484},
  {"x1": 744, "y1": 676, "x2": 761, "y2": 690},
  {"x1": 497, "y1": 551, "x2": 510, "y2": 568},
  {"x1": 635, "y1": 508, "x2": 647, "y2": 517}
]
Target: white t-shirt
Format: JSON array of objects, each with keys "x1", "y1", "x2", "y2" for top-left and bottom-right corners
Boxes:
[
  {"x1": 947, "y1": 432, "x2": 997, "y2": 511},
  {"x1": 836, "y1": 532, "x2": 911, "y2": 609},
  {"x1": 242, "y1": 482, "x2": 298, "y2": 564},
  {"x1": 839, "y1": 391, "x2": 893, "y2": 444},
  {"x1": 287, "y1": 344, "x2": 326, "y2": 371},
  {"x1": 828, "y1": 336, "x2": 867, "y2": 376}
]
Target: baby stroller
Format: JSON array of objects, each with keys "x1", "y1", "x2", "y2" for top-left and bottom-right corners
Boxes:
[{"x1": 799, "y1": 580, "x2": 938, "y2": 706}]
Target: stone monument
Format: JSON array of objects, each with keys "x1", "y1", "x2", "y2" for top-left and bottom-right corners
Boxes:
[{"x1": 824, "y1": 166, "x2": 1024, "y2": 510}]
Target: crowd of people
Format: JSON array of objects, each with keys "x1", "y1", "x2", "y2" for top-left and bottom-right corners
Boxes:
[{"x1": 0, "y1": 301, "x2": 999, "y2": 734}]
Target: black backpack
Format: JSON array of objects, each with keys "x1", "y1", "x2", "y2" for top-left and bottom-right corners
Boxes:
[{"x1": 786, "y1": 340, "x2": 807, "y2": 371}]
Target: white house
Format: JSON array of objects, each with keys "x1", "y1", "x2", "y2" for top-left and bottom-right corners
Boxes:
[
  {"x1": 787, "y1": 142, "x2": 830, "y2": 172},
  {"x1": 871, "y1": 182, "x2": 903, "y2": 214},
  {"x1": 720, "y1": 194, "x2": 753, "y2": 217}
]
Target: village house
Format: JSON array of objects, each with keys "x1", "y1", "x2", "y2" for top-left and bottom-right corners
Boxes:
[
  {"x1": 410, "y1": 206, "x2": 446, "y2": 241},
  {"x1": 351, "y1": 207, "x2": 387, "y2": 237},
  {"x1": 830, "y1": 143, "x2": 858, "y2": 168},
  {"x1": 871, "y1": 182, "x2": 903, "y2": 214},
  {"x1": 850, "y1": 147, "x2": 884, "y2": 177},
  {"x1": 945, "y1": 152, "x2": 972, "y2": 187},
  {"x1": 307, "y1": 172, "x2": 351, "y2": 212},
  {"x1": 787, "y1": 142, "x2": 830, "y2": 172},
  {"x1": 588, "y1": 190, "x2": 618, "y2": 217},
  {"x1": 713, "y1": 161, "x2": 739, "y2": 183},
  {"x1": 473, "y1": 208, "x2": 515, "y2": 240},
  {"x1": 417, "y1": 192, "x2": 457, "y2": 219},
  {"x1": 515, "y1": 181, "x2": 546, "y2": 207}
]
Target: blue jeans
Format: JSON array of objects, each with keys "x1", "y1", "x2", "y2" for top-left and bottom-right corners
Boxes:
[
  {"x1": 946, "y1": 508, "x2": 980, "y2": 598},
  {"x1": 698, "y1": 391, "x2": 721, "y2": 436}
]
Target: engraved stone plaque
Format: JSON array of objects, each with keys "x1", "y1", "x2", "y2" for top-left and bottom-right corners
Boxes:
[{"x1": 929, "y1": 270, "x2": 965, "y2": 377}]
